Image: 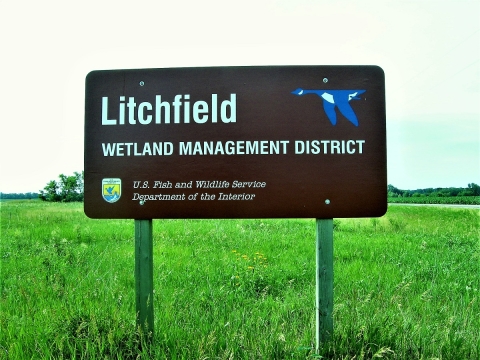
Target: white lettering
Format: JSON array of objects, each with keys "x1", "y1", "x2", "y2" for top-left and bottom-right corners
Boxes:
[
  {"x1": 331, "y1": 140, "x2": 341, "y2": 154},
  {"x1": 102, "y1": 94, "x2": 236, "y2": 126},
  {"x1": 173, "y1": 95, "x2": 182, "y2": 124},
  {"x1": 101, "y1": 97, "x2": 116, "y2": 125},
  {"x1": 119, "y1": 96, "x2": 125, "y2": 124},
  {"x1": 178, "y1": 140, "x2": 289, "y2": 156},
  {"x1": 102, "y1": 142, "x2": 174, "y2": 156},
  {"x1": 211, "y1": 94, "x2": 217, "y2": 123},
  {"x1": 357, "y1": 140, "x2": 365, "y2": 154},
  {"x1": 221, "y1": 94, "x2": 236, "y2": 123},
  {"x1": 116, "y1": 143, "x2": 124, "y2": 156},
  {"x1": 102, "y1": 143, "x2": 115, "y2": 156},
  {"x1": 155, "y1": 95, "x2": 170, "y2": 124},
  {"x1": 347, "y1": 140, "x2": 356, "y2": 154},
  {"x1": 184, "y1": 94, "x2": 190, "y2": 123},
  {"x1": 295, "y1": 140, "x2": 365, "y2": 154},
  {"x1": 138, "y1": 102, "x2": 152, "y2": 124},
  {"x1": 127, "y1": 97, "x2": 136, "y2": 124},
  {"x1": 134, "y1": 143, "x2": 142, "y2": 156},
  {"x1": 179, "y1": 142, "x2": 192, "y2": 155},
  {"x1": 142, "y1": 142, "x2": 152, "y2": 156},
  {"x1": 193, "y1": 101, "x2": 208, "y2": 123}
]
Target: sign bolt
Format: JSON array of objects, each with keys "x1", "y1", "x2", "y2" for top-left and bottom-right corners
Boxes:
[
  {"x1": 325, "y1": 199, "x2": 331, "y2": 205},
  {"x1": 323, "y1": 78, "x2": 328, "y2": 83},
  {"x1": 139, "y1": 81, "x2": 145, "y2": 86},
  {"x1": 140, "y1": 201, "x2": 145, "y2": 205}
]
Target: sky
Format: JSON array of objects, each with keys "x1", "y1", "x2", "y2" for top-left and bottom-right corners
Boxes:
[{"x1": 0, "y1": 0, "x2": 479, "y2": 193}]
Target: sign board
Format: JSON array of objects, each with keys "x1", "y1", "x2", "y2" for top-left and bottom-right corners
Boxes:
[{"x1": 84, "y1": 66, "x2": 386, "y2": 219}]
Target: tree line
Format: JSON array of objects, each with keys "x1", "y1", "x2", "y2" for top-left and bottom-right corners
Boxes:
[
  {"x1": 0, "y1": 192, "x2": 39, "y2": 200},
  {"x1": 388, "y1": 183, "x2": 480, "y2": 198}
]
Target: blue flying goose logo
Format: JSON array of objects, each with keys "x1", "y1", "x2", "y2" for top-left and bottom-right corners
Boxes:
[{"x1": 291, "y1": 88, "x2": 366, "y2": 126}]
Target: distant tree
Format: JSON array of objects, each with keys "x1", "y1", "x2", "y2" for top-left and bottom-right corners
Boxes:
[
  {"x1": 387, "y1": 184, "x2": 403, "y2": 197},
  {"x1": 448, "y1": 188, "x2": 460, "y2": 197},
  {"x1": 58, "y1": 172, "x2": 84, "y2": 202},
  {"x1": 39, "y1": 180, "x2": 60, "y2": 202},
  {"x1": 468, "y1": 183, "x2": 480, "y2": 196},
  {"x1": 39, "y1": 171, "x2": 84, "y2": 202},
  {"x1": 439, "y1": 190, "x2": 452, "y2": 197}
]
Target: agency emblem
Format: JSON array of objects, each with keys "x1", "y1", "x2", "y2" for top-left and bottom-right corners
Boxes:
[{"x1": 102, "y1": 178, "x2": 121, "y2": 203}]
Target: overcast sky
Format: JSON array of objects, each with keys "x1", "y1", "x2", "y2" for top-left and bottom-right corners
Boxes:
[{"x1": 0, "y1": 0, "x2": 479, "y2": 193}]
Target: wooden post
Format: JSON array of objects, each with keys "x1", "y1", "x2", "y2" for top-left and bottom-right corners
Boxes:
[
  {"x1": 135, "y1": 219, "x2": 154, "y2": 339},
  {"x1": 315, "y1": 218, "x2": 334, "y2": 349}
]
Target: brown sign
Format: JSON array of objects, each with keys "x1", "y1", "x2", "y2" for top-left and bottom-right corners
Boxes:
[{"x1": 84, "y1": 66, "x2": 386, "y2": 219}]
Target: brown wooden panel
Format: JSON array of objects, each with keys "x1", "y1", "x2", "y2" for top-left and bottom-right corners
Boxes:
[{"x1": 84, "y1": 66, "x2": 386, "y2": 219}]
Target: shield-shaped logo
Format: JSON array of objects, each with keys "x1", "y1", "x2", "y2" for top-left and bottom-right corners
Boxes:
[{"x1": 102, "y1": 178, "x2": 121, "y2": 203}]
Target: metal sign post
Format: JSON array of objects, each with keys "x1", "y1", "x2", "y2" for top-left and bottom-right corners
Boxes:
[
  {"x1": 316, "y1": 219, "x2": 334, "y2": 349},
  {"x1": 135, "y1": 219, "x2": 154, "y2": 339}
]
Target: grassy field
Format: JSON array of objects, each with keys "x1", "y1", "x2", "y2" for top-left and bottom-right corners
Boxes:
[{"x1": 0, "y1": 201, "x2": 479, "y2": 359}]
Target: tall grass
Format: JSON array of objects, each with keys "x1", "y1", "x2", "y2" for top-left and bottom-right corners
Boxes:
[{"x1": 1, "y1": 201, "x2": 478, "y2": 359}]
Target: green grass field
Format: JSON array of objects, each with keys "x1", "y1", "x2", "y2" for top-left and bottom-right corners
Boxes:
[{"x1": 1, "y1": 201, "x2": 479, "y2": 359}]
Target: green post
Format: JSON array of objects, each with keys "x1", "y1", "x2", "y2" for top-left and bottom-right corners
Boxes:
[
  {"x1": 135, "y1": 219, "x2": 154, "y2": 339},
  {"x1": 315, "y1": 218, "x2": 334, "y2": 349}
]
